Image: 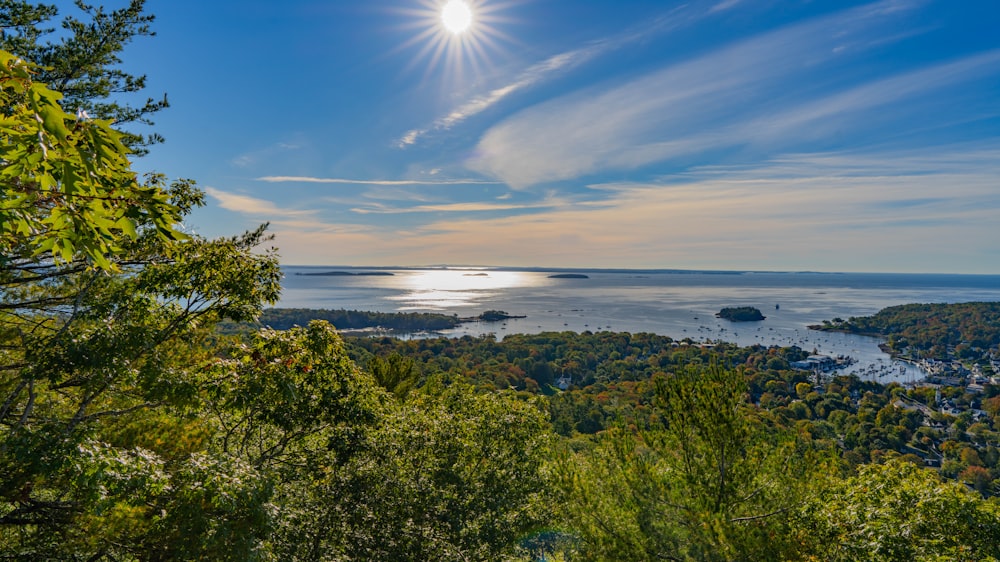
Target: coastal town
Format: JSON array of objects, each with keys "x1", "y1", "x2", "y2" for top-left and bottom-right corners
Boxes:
[{"x1": 790, "y1": 304, "x2": 1000, "y2": 484}]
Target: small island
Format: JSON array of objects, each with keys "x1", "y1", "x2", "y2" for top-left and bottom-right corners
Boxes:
[
  {"x1": 716, "y1": 306, "x2": 766, "y2": 322},
  {"x1": 295, "y1": 271, "x2": 394, "y2": 276},
  {"x1": 549, "y1": 273, "x2": 589, "y2": 279},
  {"x1": 463, "y1": 310, "x2": 527, "y2": 322}
]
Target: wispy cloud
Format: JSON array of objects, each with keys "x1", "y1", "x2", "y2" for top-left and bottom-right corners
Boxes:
[
  {"x1": 204, "y1": 187, "x2": 316, "y2": 219},
  {"x1": 467, "y1": 0, "x2": 961, "y2": 188},
  {"x1": 256, "y1": 175, "x2": 501, "y2": 185},
  {"x1": 709, "y1": 0, "x2": 742, "y2": 14},
  {"x1": 205, "y1": 187, "x2": 373, "y2": 239},
  {"x1": 358, "y1": 187, "x2": 435, "y2": 202},
  {"x1": 682, "y1": 143, "x2": 1000, "y2": 181},
  {"x1": 396, "y1": 2, "x2": 721, "y2": 148},
  {"x1": 397, "y1": 49, "x2": 600, "y2": 147},
  {"x1": 417, "y1": 145, "x2": 999, "y2": 271},
  {"x1": 349, "y1": 199, "x2": 562, "y2": 215},
  {"x1": 268, "y1": 142, "x2": 1000, "y2": 273},
  {"x1": 737, "y1": 49, "x2": 1000, "y2": 144}
]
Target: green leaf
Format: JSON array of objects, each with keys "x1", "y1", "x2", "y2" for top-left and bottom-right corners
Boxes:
[{"x1": 115, "y1": 216, "x2": 137, "y2": 239}]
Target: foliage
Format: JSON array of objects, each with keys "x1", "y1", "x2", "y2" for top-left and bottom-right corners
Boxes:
[
  {"x1": 220, "y1": 307, "x2": 463, "y2": 334},
  {"x1": 346, "y1": 328, "x2": 1000, "y2": 496},
  {"x1": 815, "y1": 302, "x2": 1000, "y2": 361},
  {"x1": 346, "y1": 331, "x2": 821, "y2": 431},
  {"x1": 0, "y1": 50, "x2": 182, "y2": 269},
  {"x1": 144, "y1": 321, "x2": 387, "y2": 562},
  {"x1": 554, "y1": 365, "x2": 826, "y2": 561},
  {"x1": 0, "y1": 0, "x2": 167, "y2": 152},
  {"x1": 0, "y1": 6, "x2": 282, "y2": 556},
  {"x1": 368, "y1": 352, "x2": 419, "y2": 401},
  {"x1": 802, "y1": 459, "x2": 1000, "y2": 561},
  {"x1": 0, "y1": 225, "x2": 281, "y2": 558},
  {"x1": 269, "y1": 378, "x2": 553, "y2": 562}
]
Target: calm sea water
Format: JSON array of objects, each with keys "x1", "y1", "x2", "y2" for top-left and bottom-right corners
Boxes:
[{"x1": 279, "y1": 266, "x2": 1000, "y2": 383}]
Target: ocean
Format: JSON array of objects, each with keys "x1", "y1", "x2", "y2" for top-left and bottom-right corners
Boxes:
[{"x1": 278, "y1": 266, "x2": 1000, "y2": 384}]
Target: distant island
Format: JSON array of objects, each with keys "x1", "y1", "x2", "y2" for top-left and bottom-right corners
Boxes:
[
  {"x1": 463, "y1": 272, "x2": 489, "y2": 277},
  {"x1": 716, "y1": 307, "x2": 766, "y2": 321},
  {"x1": 295, "y1": 271, "x2": 394, "y2": 276},
  {"x1": 463, "y1": 310, "x2": 527, "y2": 322},
  {"x1": 549, "y1": 273, "x2": 589, "y2": 279}
]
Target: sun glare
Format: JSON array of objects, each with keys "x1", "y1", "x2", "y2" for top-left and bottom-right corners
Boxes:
[
  {"x1": 441, "y1": 0, "x2": 473, "y2": 34},
  {"x1": 394, "y1": 0, "x2": 510, "y2": 80},
  {"x1": 390, "y1": 269, "x2": 542, "y2": 309}
]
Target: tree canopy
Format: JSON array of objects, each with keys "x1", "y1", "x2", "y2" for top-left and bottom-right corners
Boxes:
[
  {"x1": 0, "y1": 0, "x2": 167, "y2": 152},
  {"x1": 0, "y1": 50, "x2": 181, "y2": 270}
]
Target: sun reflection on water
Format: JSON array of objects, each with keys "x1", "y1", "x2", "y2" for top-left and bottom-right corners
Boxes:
[{"x1": 388, "y1": 269, "x2": 546, "y2": 310}]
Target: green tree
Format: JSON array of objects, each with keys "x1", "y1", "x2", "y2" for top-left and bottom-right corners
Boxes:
[
  {"x1": 368, "y1": 352, "x2": 419, "y2": 401},
  {"x1": 803, "y1": 459, "x2": 1000, "y2": 561},
  {"x1": 271, "y1": 380, "x2": 552, "y2": 561},
  {"x1": 126, "y1": 321, "x2": 384, "y2": 561},
  {"x1": 556, "y1": 365, "x2": 826, "y2": 561},
  {"x1": 0, "y1": 8, "x2": 282, "y2": 555},
  {"x1": 0, "y1": 217, "x2": 281, "y2": 557},
  {"x1": 0, "y1": 0, "x2": 167, "y2": 153},
  {"x1": 0, "y1": 50, "x2": 181, "y2": 269}
]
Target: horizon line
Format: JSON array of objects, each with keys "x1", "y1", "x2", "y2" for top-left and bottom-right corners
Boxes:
[{"x1": 277, "y1": 264, "x2": 1000, "y2": 276}]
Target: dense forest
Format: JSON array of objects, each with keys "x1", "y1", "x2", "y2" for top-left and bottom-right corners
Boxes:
[
  {"x1": 254, "y1": 308, "x2": 462, "y2": 332},
  {"x1": 814, "y1": 302, "x2": 1000, "y2": 362},
  {"x1": 219, "y1": 308, "x2": 529, "y2": 335},
  {"x1": 3, "y1": 2, "x2": 1000, "y2": 560},
  {"x1": 346, "y1": 330, "x2": 1000, "y2": 490}
]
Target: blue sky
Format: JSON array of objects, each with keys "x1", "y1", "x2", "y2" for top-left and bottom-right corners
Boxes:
[{"x1": 115, "y1": 0, "x2": 999, "y2": 273}]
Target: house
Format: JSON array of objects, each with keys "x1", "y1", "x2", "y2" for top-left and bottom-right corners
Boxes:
[{"x1": 791, "y1": 355, "x2": 837, "y2": 371}]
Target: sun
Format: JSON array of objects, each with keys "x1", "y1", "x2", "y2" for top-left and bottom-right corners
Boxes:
[
  {"x1": 441, "y1": 0, "x2": 473, "y2": 34},
  {"x1": 392, "y1": 0, "x2": 510, "y2": 80}
]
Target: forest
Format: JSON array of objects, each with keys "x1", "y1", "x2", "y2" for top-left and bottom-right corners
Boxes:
[
  {"x1": 250, "y1": 308, "x2": 462, "y2": 333},
  {"x1": 2, "y1": 2, "x2": 1000, "y2": 560},
  {"x1": 813, "y1": 302, "x2": 1000, "y2": 362},
  {"x1": 345, "y1": 330, "x2": 1000, "y2": 489}
]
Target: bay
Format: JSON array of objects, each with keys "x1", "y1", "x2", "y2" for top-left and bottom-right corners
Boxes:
[{"x1": 278, "y1": 266, "x2": 1000, "y2": 384}]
